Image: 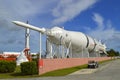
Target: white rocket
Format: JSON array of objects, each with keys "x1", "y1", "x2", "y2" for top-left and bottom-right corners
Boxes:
[
  {"x1": 12, "y1": 21, "x2": 107, "y2": 57},
  {"x1": 25, "y1": 28, "x2": 30, "y2": 49}
]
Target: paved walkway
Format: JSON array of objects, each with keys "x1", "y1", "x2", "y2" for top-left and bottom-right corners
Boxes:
[
  {"x1": 69, "y1": 60, "x2": 111, "y2": 75},
  {"x1": 69, "y1": 69, "x2": 98, "y2": 75}
]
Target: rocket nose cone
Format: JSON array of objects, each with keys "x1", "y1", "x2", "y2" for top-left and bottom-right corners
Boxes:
[
  {"x1": 12, "y1": 21, "x2": 17, "y2": 23},
  {"x1": 12, "y1": 21, "x2": 20, "y2": 25},
  {"x1": 12, "y1": 21, "x2": 29, "y2": 27},
  {"x1": 12, "y1": 21, "x2": 20, "y2": 24}
]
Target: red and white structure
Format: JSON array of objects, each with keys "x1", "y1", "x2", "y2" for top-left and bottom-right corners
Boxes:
[{"x1": 16, "y1": 27, "x2": 30, "y2": 65}]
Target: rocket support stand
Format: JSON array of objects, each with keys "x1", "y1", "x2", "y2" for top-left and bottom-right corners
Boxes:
[{"x1": 39, "y1": 33, "x2": 42, "y2": 59}]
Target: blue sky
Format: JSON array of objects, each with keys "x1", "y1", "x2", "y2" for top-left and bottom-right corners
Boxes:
[{"x1": 0, "y1": 0, "x2": 120, "y2": 53}]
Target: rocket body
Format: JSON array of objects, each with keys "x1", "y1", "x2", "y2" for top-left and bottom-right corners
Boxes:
[
  {"x1": 13, "y1": 21, "x2": 107, "y2": 54},
  {"x1": 46, "y1": 27, "x2": 97, "y2": 53}
]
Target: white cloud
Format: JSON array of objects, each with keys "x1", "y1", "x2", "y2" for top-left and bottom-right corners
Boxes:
[
  {"x1": 92, "y1": 13, "x2": 104, "y2": 29},
  {"x1": 52, "y1": 0, "x2": 98, "y2": 25},
  {"x1": 86, "y1": 13, "x2": 120, "y2": 51},
  {"x1": 0, "y1": 0, "x2": 57, "y2": 21},
  {"x1": 0, "y1": 0, "x2": 98, "y2": 52},
  {"x1": 89, "y1": 13, "x2": 115, "y2": 40},
  {"x1": 0, "y1": 0, "x2": 57, "y2": 52}
]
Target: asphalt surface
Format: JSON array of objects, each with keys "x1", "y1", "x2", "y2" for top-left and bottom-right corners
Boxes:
[{"x1": 2, "y1": 59, "x2": 120, "y2": 80}]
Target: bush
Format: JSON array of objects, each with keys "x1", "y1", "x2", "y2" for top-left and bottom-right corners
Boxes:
[
  {"x1": 20, "y1": 61, "x2": 38, "y2": 75},
  {"x1": 0, "y1": 60, "x2": 16, "y2": 73}
]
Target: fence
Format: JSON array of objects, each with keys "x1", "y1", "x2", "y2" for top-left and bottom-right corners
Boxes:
[{"x1": 38, "y1": 57, "x2": 111, "y2": 75}]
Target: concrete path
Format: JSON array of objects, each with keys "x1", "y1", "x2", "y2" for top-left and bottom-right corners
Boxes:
[
  {"x1": 69, "y1": 69, "x2": 98, "y2": 75},
  {"x1": 69, "y1": 60, "x2": 111, "y2": 75}
]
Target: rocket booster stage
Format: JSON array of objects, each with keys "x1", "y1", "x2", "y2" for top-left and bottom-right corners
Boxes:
[{"x1": 13, "y1": 21, "x2": 107, "y2": 54}]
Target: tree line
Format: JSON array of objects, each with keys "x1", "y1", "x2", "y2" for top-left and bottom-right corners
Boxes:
[{"x1": 107, "y1": 49, "x2": 120, "y2": 57}]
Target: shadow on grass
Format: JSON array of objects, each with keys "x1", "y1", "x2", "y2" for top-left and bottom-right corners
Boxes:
[
  {"x1": 10, "y1": 72, "x2": 23, "y2": 76},
  {"x1": 8, "y1": 72, "x2": 39, "y2": 79}
]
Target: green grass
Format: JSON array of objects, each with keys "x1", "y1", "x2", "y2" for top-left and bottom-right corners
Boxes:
[
  {"x1": 0, "y1": 59, "x2": 114, "y2": 79},
  {"x1": 0, "y1": 64, "x2": 87, "y2": 78},
  {"x1": 0, "y1": 66, "x2": 39, "y2": 79},
  {"x1": 0, "y1": 71, "x2": 40, "y2": 79},
  {"x1": 40, "y1": 64, "x2": 87, "y2": 77}
]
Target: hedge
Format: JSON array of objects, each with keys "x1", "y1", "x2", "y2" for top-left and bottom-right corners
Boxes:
[
  {"x1": 0, "y1": 60, "x2": 16, "y2": 73},
  {"x1": 20, "y1": 61, "x2": 38, "y2": 75}
]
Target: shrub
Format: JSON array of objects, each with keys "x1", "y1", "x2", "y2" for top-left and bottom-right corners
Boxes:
[
  {"x1": 0, "y1": 60, "x2": 16, "y2": 73},
  {"x1": 20, "y1": 61, "x2": 38, "y2": 75}
]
